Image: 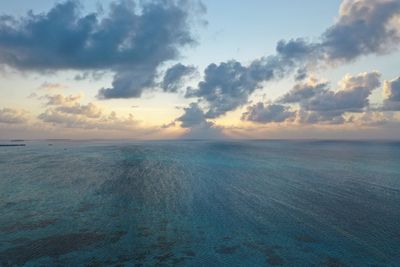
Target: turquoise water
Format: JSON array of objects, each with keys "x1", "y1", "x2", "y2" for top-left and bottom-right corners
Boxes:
[{"x1": 0, "y1": 140, "x2": 399, "y2": 266}]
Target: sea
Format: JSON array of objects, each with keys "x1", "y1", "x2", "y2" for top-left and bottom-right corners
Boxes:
[{"x1": 0, "y1": 140, "x2": 399, "y2": 266}]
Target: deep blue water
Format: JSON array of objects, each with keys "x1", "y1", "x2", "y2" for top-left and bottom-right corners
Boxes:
[{"x1": 0, "y1": 140, "x2": 400, "y2": 266}]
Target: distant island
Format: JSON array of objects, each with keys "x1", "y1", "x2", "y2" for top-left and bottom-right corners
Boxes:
[{"x1": 0, "y1": 144, "x2": 26, "y2": 147}]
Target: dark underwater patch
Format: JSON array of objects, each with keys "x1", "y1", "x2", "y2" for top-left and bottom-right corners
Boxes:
[
  {"x1": 0, "y1": 232, "x2": 106, "y2": 265},
  {"x1": 326, "y1": 256, "x2": 345, "y2": 267},
  {"x1": 244, "y1": 242, "x2": 285, "y2": 266},
  {"x1": 155, "y1": 252, "x2": 174, "y2": 262},
  {"x1": 215, "y1": 244, "x2": 240, "y2": 255},
  {"x1": 77, "y1": 202, "x2": 95, "y2": 213},
  {"x1": 295, "y1": 234, "x2": 317, "y2": 243},
  {"x1": 183, "y1": 249, "x2": 196, "y2": 257},
  {"x1": 0, "y1": 219, "x2": 57, "y2": 233}
]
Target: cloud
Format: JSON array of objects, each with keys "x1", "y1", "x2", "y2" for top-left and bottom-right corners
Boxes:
[
  {"x1": 43, "y1": 93, "x2": 102, "y2": 119},
  {"x1": 276, "y1": 38, "x2": 317, "y2": 60},
  {"x1": 304, "y1": 72, "x2": 381, "y2": 113},
  {"x1": 321, "y1": 0, "x2": 400, "y2": 62},
  {"x1": 355, "y1": 111, "x2": 394, "y2": 126},
  {"x1": 38, "y1": 93, "x2": 139, "y2": 131},
  {"x1": 38, "y1": 82, "x2": 67, "y2": 91},
  {"x1": 242, "y1": 103, "x2": 295, "y2": 123},
  {"x1": 55, "y1": 103, "x2": 102, "y2": 119},
  {"x1": 383, "y1": 76, "x2": 400, "y2": 110},
  {"x1": 297, "y1": 110, "x2": 347, "y2": 125},
  {"x1": 74, "y1": 71, "x2": 106, "y2": 81},
  {"x1": 0, "y1": 0, "x2": 203, "y2": 98},
  {"x1": 298, "y1": 72, "x2": 381, "y2": 123},
  {"x1": 279, "y1": 78, "x2": 329, "y2": 103},
  {"x1": 0, "y1": 108, "x2": 29, "y2": 124},
  {"x1": 294, "y1": 68, "x2": 308, "y2": 81},
  {"x1": 278, "y1": 0, "x2": 400, "y2": 63},
  {"x1": 243, "y1": 72, "x2": 382, "y2": 125},
  {"x1": 187, "y1": 0, "x2": 400, "y2": 118},
  {"x1": 38, "y1": 109, "x2": 136, "y2": 130},
  {"x1": 186, "y1": 59, "x2": 279, "y2": 118},
  {"x1": 173, "y1": 102, "x2": 224, "y2": 138},
  {"x1": 161, "y1": 63, "x2": 196, "y2": 92},
  {"x1": 44, "y1": 94, "x2": 82, "y2": 106},
  {"x1": 176, "y1": 102, "x2": 208, "y2": 128},
  {"x1": 98, "y1": 68, "x2": 156, "y2": 98}
]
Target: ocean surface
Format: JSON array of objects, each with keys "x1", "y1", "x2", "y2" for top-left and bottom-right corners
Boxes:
[{"x1": 0, "y1": 140, "x2": 399, "y2": 266}]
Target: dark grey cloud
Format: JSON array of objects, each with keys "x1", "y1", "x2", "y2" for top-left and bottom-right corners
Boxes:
[
  {"x1": 98, "y1": 67, "x2": 156, "y2": 98},
  {"x1": 243, "y1": 72, "x2": 381, "y2": 125},
  {"x1": 294, "y1": 68, "x2": 308, "y2": 81},
  {"x1": 74, "y1": 71, "x2": 106, "y2": 81},
  {"x1": 321, "y1": 0, "x2": 400, "y2": 62},
  {"x1": 276, "y1": 38, "x2": 317, "y2": 60},
  {"x1": 298, "y1": 72, "x2": 381, "y2": 123},
  {"x1": 279, "y1": 80, "x2": 329, "y2": 104},
  {"x1": 187, "y1": 0, "x2": 400, "y2": 118},
  {"x1": 0, "y1": 0, "x2": 202, "y2": 98},
  {"x1": 248, "y1": 71, "x2": 382, "y2": 125},
  {"x1": 186, "y1": 59, "x2": 282, "y2": 118},
  {"x1": 277, "y1": 0, "x2": 400, "y2": 63},
  {"x1": 384, "y1": 77, "x2": 400, "y2": 102},
  {"x1": 172, "y1": 102, "x2": 224, "y2": 138},
  {"x1": 176, "y1": 102, "x2": 208, "y2": 128},
  {"x1": 297, "y1": 110, "x2": 347, "y2": 125},
  {"x1": 383, "y1": 76, "x2": 400, "y2": 110},
  {"x1": 161, "y1": 63, "x2": 196, "y2": 92},
  {"x1": 304, "y1": 72, "x2": 381, "y2": 113},
  {"x1": 0, "y1": 108, "x2": 29, "y2": 124},
  {"x1": 242, "y1": 103, "x2": 295, "y2": 123}
]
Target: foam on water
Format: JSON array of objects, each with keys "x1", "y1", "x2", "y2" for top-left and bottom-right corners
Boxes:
[{"x1": 0, "y1": 140, "x2": 399, "y2": 266}]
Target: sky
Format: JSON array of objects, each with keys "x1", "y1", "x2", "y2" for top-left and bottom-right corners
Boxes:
[{"x1": 0, "y1": 0, "x2": 400, "y2": 140}]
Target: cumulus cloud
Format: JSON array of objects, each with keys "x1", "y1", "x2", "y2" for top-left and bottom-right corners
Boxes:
[
  {"x1": 38, "y1": 109, "x2": 136, "y2": 130},
  {"x1": 278, "y1": 0, "x2": 400, "y2": 63},
  {"x1": 322, "y1": 0, "x2": 400, "y2": 62},
  {"x1": 299, "y1": 72, "x2": 381, "y2": 123},
  {"x1": 98, "y1": 68, "x2": 156, "y2": 98},
  {"x1": 294, "y1": 68, "x2": 308, "y2": 81},
  {"x1": 297, "y1": 110, "x2": 347, "y2": 125},
  {"x1": 0, "y1": 108, "x2": 29, "y2": 124},
  {"x1": 161, "y1": 63, "x2": 196, "y2": 92},
  {"x1": 43, "y1": 94, "x2": 82, "y2": 106},
  {"x1": 355, "y1": 111, "x2": 394, "y2": 126},
  {"x1": 243, "y1": 72, "x2": 382, "y2": 125},
  {"x1": 0, "y1": 0, "x2": 203, "y2": 98},
  {"x1": 186, "y1": 59, "x2": 279, "y2": 118},
  {"x1": 279, "y1": 78, "x2": 329, "y2": 103},
  {"x1": 38, "y1": 93, "x2": 140, "y2": 131},
  {"x1": 242, "y1": 103, "x2": 295, "y2": 123},
  {"x1": 55, "y1": 103, "x2": 102, "y2": 118},
  {"x1": 187, "y1": 0, "x2": 400, "y2": 118},
  {"x1": 383, "y1": 76, "x2": 400, "y2": 110},
  {"x1": 304, "y1": 72, "x2": 381, "y2": 113},
  {"x1": 176, "y1": 102, "x2": 208, "y2": 128},
  {"x1": 43, "y1": 93, "x2": 101, "y2": 120},
  {"x1": 171, "y1": 102, "x2": 224, "y2": 138}
]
